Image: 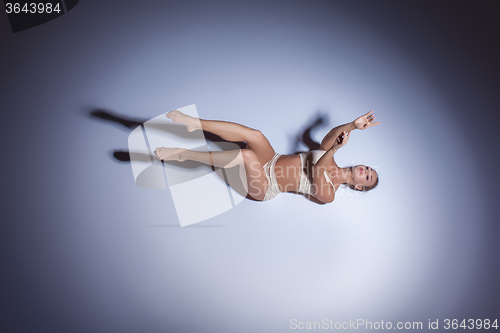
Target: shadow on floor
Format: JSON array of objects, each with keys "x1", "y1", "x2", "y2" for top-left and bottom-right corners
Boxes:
[{"x1": 88, "y1": 108, "x2": 332, "y2": 204}]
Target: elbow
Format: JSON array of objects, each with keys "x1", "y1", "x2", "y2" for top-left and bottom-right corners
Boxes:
[
  {"x1": 324, "y1": 196, "x2": 335, "y2": 204},
  {"x1": 316, "y1": 193, "x2": 334, "y2": 204}
]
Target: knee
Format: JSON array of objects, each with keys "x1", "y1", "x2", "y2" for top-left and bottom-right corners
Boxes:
[
  {"x1": 247, "y1": 129, "x2": 265, "y2": 142},
  {"x1": 241, "y1": 149, "x2": 257, "y2": 161},
  {"x1": 241, "y1": 149, "x2": 264, "y2": 177}
]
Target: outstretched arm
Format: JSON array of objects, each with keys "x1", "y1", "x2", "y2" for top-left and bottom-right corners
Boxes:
[
  {"x1": 319, "y1": 111, "x2": 380, "y2": 151},
  {"x1": 319, "y1": 122, "x2": 355, "y2": 151}
]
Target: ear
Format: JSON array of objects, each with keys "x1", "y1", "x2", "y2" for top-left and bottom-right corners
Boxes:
[{"x1": 355, "y1": 184, "x2": 363, "y2": 191}]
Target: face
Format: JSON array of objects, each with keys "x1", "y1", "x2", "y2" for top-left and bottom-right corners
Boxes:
[{"x1": 352, "y1": 165, "x2": 378, "y2": 190}]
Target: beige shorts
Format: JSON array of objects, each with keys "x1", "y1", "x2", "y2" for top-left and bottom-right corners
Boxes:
[{"x1": 262, "y1": 153, "x2": 282, "y2": 201}]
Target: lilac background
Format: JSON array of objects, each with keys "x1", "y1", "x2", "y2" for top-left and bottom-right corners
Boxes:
[{"x1": 1, "y1": 1, "x2": 499, "y2": 332}]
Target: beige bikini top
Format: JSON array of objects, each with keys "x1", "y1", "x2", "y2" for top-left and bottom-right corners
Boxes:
[{"x1": 297, "y1": 150, "x2": 334, "y2": 195}]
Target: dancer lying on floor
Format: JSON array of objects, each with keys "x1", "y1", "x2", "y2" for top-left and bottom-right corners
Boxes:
[{"x1": 155, "y1": 110, "x2": 380, "y2": 203}]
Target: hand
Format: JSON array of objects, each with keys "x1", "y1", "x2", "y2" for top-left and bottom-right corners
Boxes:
[
  {"x1": 353, "y1": 111, "x2": 380, "y2": 130},
  {"x1": 332, "y1": 131, "x2": 351, "y2": 150}
]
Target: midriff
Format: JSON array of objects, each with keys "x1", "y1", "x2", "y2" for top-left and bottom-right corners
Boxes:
[{"x1": 274, "y1": 154, "x2": 302, "y2": 193}]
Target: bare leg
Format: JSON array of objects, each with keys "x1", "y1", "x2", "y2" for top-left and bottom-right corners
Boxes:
[
  {"x1": 155, "y1": 147, "x2": 240, "y2": 168},
  {"x1": 155, "y1": 147, "x2": 268, "y2": 200},
  {"x1": 166, "y1": 110, "x2": 275, "y2": 165}
]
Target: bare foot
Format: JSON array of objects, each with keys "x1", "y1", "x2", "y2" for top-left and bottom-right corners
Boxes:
[
  {"x1": 166, "y1": 109, "x2": 201, "y2": 132},
  {"x1": 154, "y1": 147, "x2": 187, "y2": 162}
]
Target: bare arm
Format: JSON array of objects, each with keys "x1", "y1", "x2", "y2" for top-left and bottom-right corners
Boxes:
[
  {"x1": 319, "y1": 111, "x2": 380, "y2": 151},
  {"x1": 310, "y1": 146, "x2": 338, "y2": 203},
  {"x1": 312, "y1": 130, "x2": 352, "y2": 203},
  {"x1": 319, "y1": 122, "x2": 355, "y2": 151}
]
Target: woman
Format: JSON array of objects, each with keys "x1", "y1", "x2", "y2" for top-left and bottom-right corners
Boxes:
[{"x1": 155, "y1": 110, "x2": 380, "y2": 203}]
